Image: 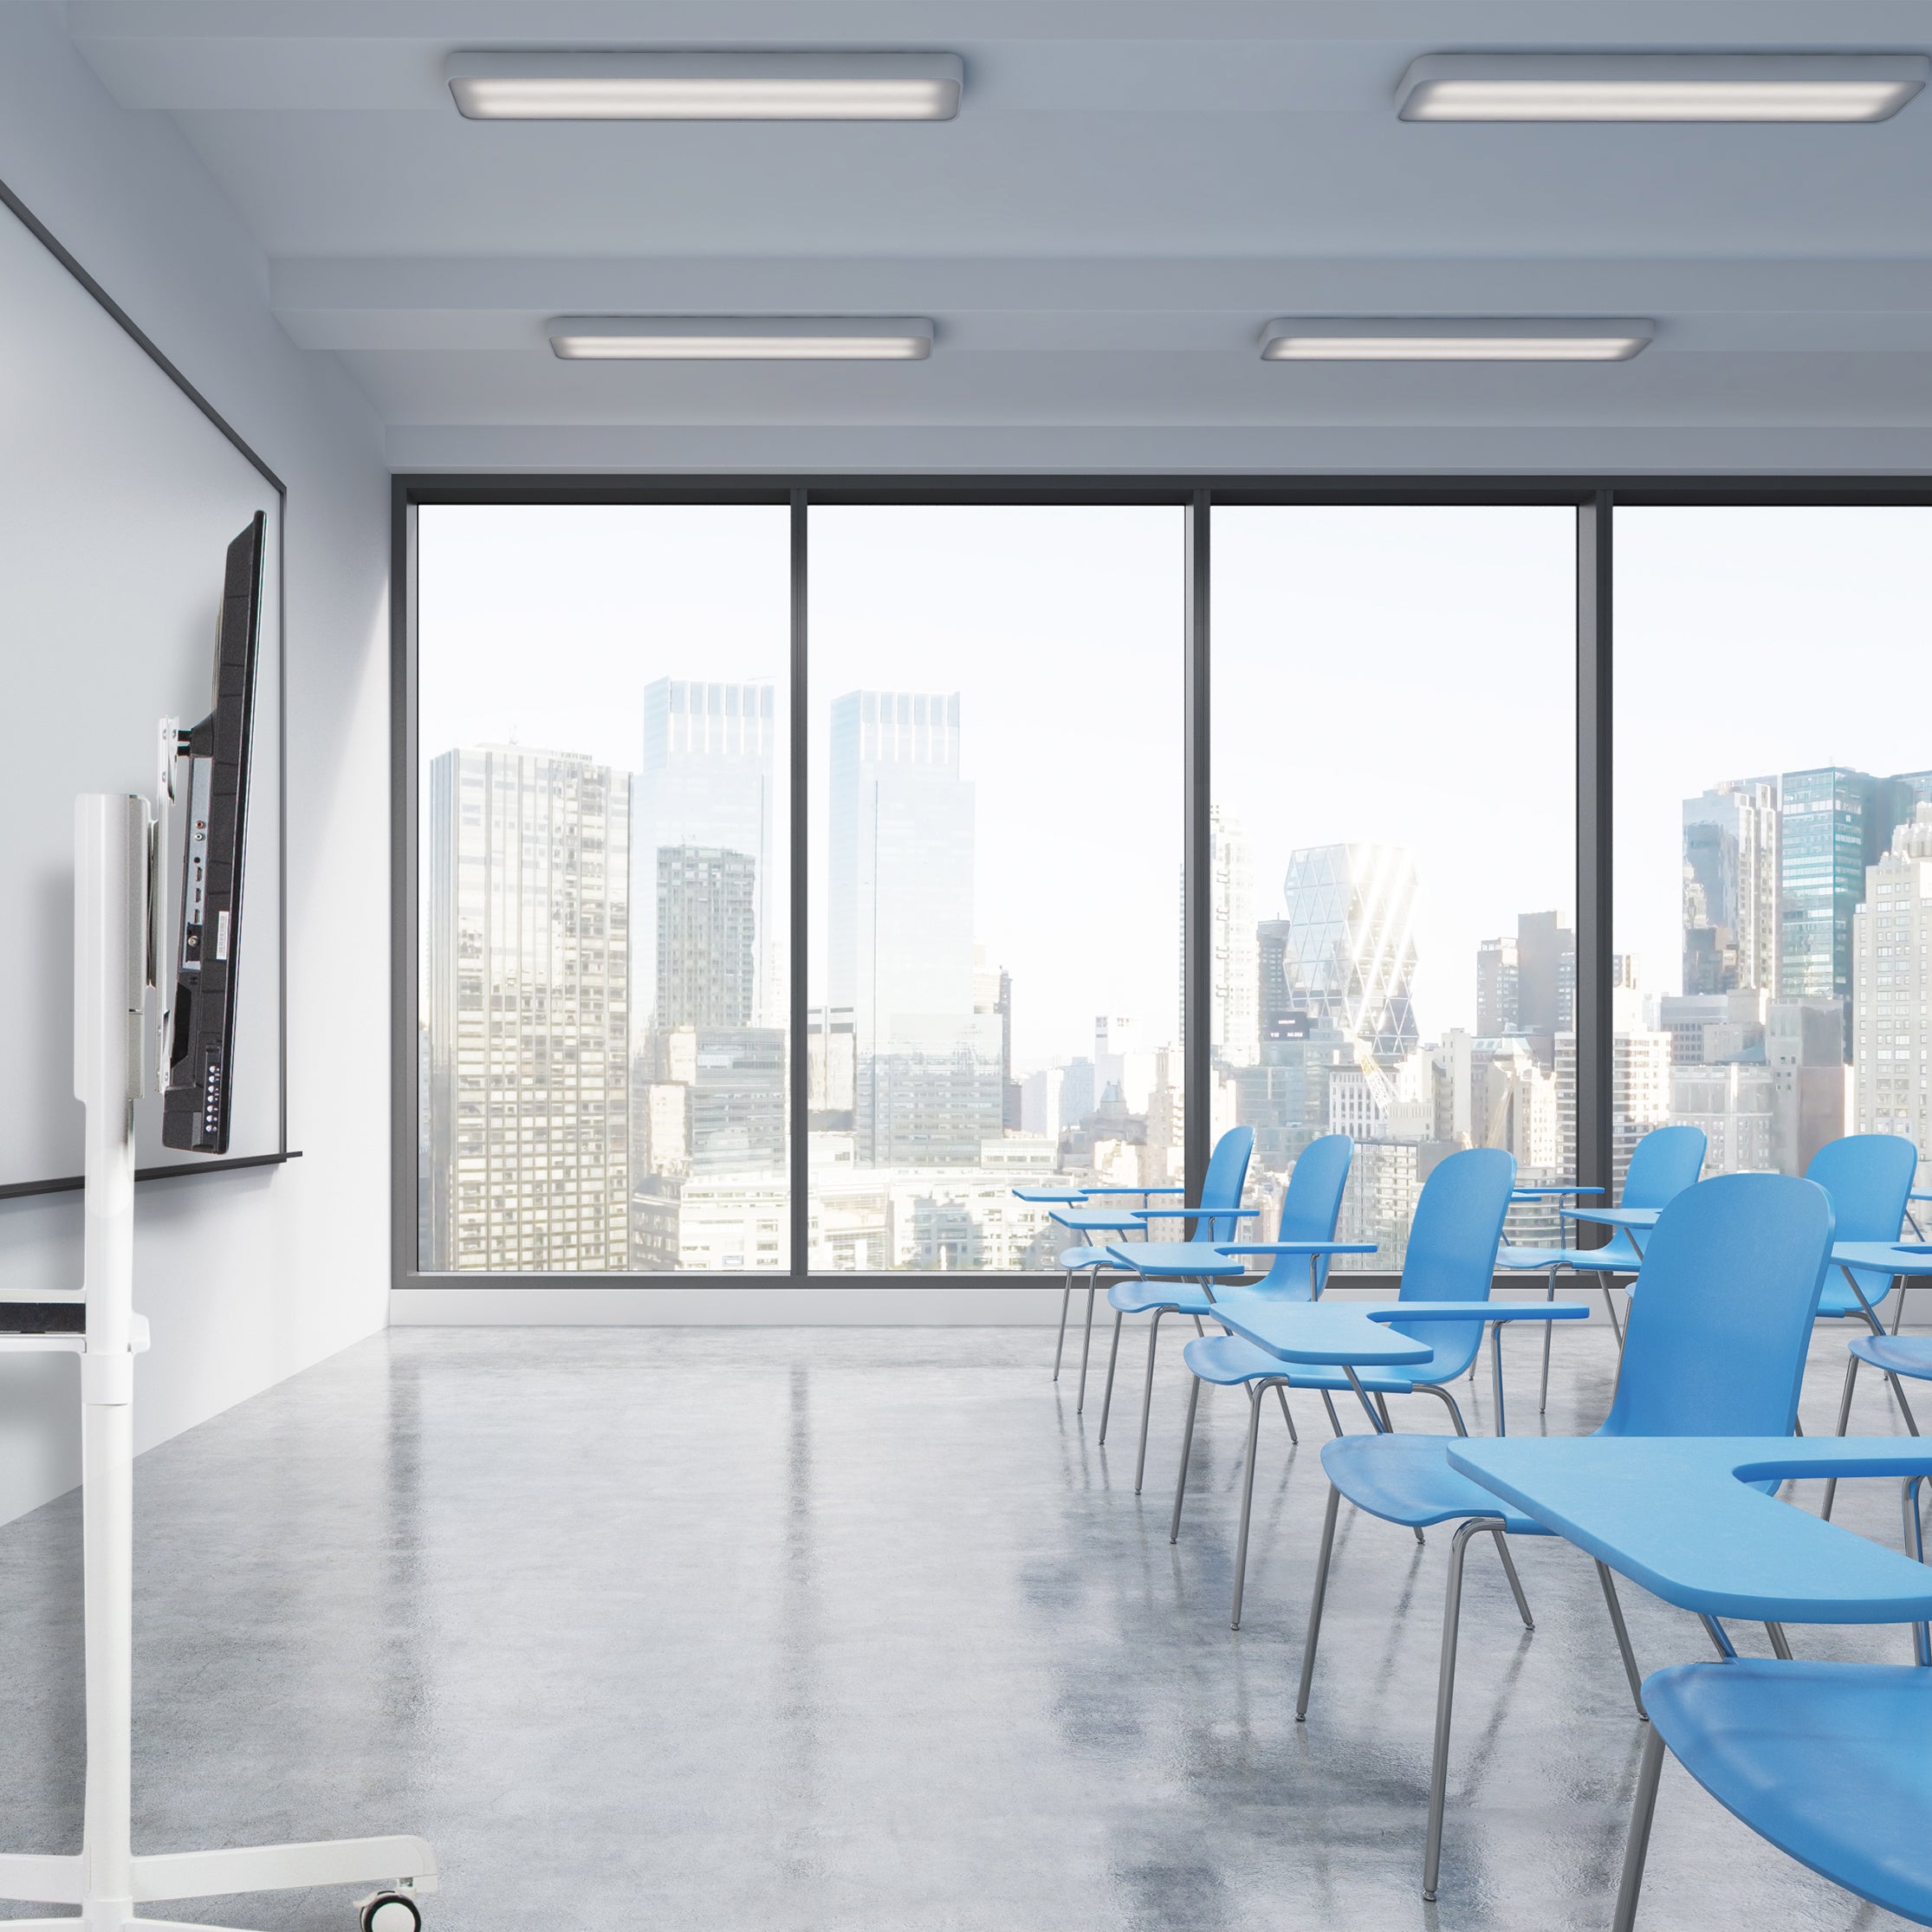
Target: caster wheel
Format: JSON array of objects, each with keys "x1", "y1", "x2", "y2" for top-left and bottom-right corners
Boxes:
[{"x1": 359, "y1": 1893, "x2": 421, "y2": 1932}]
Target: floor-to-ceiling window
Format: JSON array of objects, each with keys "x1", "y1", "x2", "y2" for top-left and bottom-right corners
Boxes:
[
  {"x1": 1211, "y1": 508, "x2": 1578, "y2": 1267},
  {"x1": 805, "y1": 506, "x2": 1185, "y2": 1271},
  {"x1": 407, "y1": 485, "x2": 1932, "y2": 1286},
  {"x1": 415, "y1": 503, "x2": 792, "y2": 1274},
  {"x1": 1614, "y1": 507, "x2": 1932, "y2": 1190}
]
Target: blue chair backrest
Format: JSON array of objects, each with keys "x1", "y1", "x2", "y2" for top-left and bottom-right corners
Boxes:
[
  {"x1": 1600, "y1": 1173, "x2": 1833, "y2": 1439},
  {"x1": 1623, "y1": 1124, "x2": 1708, "y2": 1209},
  {"x1": 1256, "y1": 1134, "x2": 1353, "y2": 1300},
  {"x1": 1391, "y1": 1147, "x2": 1517, "y2": 1377},
  {"x1": 1591, "y1": 1124, "x2": 1708, "y2": 1267},
  {"x1": 1806, "y1": 1134, "x2": 1918, "y2": 1312},
  {"x1": 1193, "y1": 1125, "x2": 1255, "y2": 1244}
]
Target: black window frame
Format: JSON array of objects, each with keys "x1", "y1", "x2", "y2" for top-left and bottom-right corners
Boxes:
[{"x1": 392, "y1": 474, "x2": 1932, "y2": 1292}]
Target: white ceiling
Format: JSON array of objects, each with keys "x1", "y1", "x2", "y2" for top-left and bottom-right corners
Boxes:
[{"x1": 62, "y1": 1, "x2": 1932, "y2": 473}]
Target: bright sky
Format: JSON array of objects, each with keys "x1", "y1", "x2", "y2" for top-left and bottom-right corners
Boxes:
[{"x1": 416, "y1": 501, "x2": 1927, "y2": 1076}]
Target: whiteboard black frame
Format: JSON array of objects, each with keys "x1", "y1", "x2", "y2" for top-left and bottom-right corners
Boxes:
[{"x1": 0, "y1": 170, "x2": 293, "y2": 1196}]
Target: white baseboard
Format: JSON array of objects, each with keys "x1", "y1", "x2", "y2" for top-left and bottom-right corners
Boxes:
[{"x1": 387, "y1": 1279, "x2": 1624, "y2": 1326}]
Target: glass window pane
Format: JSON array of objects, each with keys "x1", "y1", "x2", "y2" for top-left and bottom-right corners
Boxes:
[
  {"x1": 1212, "y1": 508, "x2": 1577, "y2": 1267},
  {"x1": 807, "y1": 506, "x2": 1184, "y2": 1272},
  {"x1": 417, "y1": 504, "x2": 791, "y2": 1274},
  {"x1": 1616, "y1": 508, "x2": 1931, "y2": 1188}
]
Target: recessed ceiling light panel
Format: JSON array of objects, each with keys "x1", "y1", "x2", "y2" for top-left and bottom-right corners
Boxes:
[
  {"x1": 1397, "y1": 52, "x2": 1928, "y2": 122},
  {"x1": 450, "y1": 51, "x2": 963, "y2": 120},
  {"x1": 1260, "y1": 319, "x2": 1655, "y2": 361},
  {"x1": 548, "y1": 317, "x2": 937, "y2": 360}
]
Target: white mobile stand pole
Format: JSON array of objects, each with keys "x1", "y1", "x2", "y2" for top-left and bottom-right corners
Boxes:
[{"x1": 0, "y1": 794, "x2": 436, "y2": 1932}]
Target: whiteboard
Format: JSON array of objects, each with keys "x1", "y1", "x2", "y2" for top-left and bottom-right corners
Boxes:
[{"x1": 0, "y1": 185, "x2": 283, "y2": 1189}]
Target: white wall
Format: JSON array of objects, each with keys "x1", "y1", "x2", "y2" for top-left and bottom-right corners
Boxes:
[{"x1": 0, "y1": 4, "x2": 390, "y2": 1526}]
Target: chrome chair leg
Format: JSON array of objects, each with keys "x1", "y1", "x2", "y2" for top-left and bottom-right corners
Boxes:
[
  {"x1": 1097, "y1": 1310, "x2": 1125, "y2": 1443},
  {"x1": 1700, "y1": 1614, "x2": 1738, "y2": 1659},
  {"x1": 1075, "y1": 1281, "x2": 1098, "y2": 1415},
  {"x1": 1602, "y1": 1280, "x2": 1625, "y2": 1351},
  {"x1": 1170, "y1": 1373, "x2": 1203, "y2": 1543},
  {"x1": 1765, "y1": 1622, "x2": 1793, "y2": 1659},
  {"x1": 1374, "y1": 1392, "x2": 1395, "y2": 1433},
  {"x1": 1053, "y1": 1272, "x2": 1073, "y2": 1381},
  {"x1": 1413, "y1": 1382, "x2": 1468, "y2": 1436},
  {"x1": 1319, "y1": 1390, "x2": 1344, "y2": 1436},
  {"x1": 1596, "y1": 1561, "x2": 1648, "y2": 1719},
  {"x1": 1274, "y1": 1383, "x2": 1299, "y2": 1444},
  {"x1": 1423, "y1": 1516, "x2": 1506, "y2": 1900},
  {"x1": 1491, "y1": 1529, "x2": 1533, "y2": 1629},
  {"x1": 1610, "y1": 1726, "x2": 1669, "y2": 1932},
  {"x1": 1133, "y1": 1308, "x2": 1168, "y2": 1494},
  {"x1": 1230, "y1": 1384, "x2": 1266, "y2": 1630},
  {"x1": 1824, "y1": 1353, "x2": 1859, "y2": 1519},
  {"x1": 1490, "y1": 1322, "x2": 1508, "y2": 1438},
  {"x1": 1296, "y1": 1482, "x2": 1343, "y2": 1720},
  {"x1": 1539, "y1": 1267, "x2": 1558, "y2": 1414}
]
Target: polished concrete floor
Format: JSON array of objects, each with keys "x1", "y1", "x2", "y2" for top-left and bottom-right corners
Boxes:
[{"x1": 0, "y1": 1310, "x2": 1923, "y2": 1932}]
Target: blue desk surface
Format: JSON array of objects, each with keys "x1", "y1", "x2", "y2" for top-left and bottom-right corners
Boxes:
[
  {"x1": 1449, "y1": 1436, "x2": 1932, "y2": 1623},
  {"x1": 1052, "y1": 1208, "x2": 1145, "y2": 1234},
  {"x1": 1511, "y1": 1184, "x2": 1605, "y2": 1199},
  {"x1": 1200, "y1": 1294, "x2": 1586, "y2": 1368},
  {"x1": 1012, "y1": 1187, "x2": 1088, "y2": 1205},
  {"x1": 1834, "y1": 1241, "x2": 1932, "y2": 1279},
  {"x1": 1569, "y1": 1206, "x2": 1660, "y2": 1233},
  {"x1": 1104, "y1": 1242, "x2": 1245, "y2": 1279}
]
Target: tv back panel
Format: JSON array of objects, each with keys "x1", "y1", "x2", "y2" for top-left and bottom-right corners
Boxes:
[{"x1": 161, "y1": 512, "x2": 264, "y2": 1153}]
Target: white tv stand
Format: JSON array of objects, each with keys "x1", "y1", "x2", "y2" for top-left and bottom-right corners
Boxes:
[{"x1": 0, "y1": 794, "x2": 436, "y2": 1932}]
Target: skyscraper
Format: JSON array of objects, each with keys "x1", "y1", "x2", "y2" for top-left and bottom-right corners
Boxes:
[
  {"x1": 425, "y1": 745, "x2": 630, "y2": 1272},
  {"x1": 1256, "y1": 919, "x2": 1295, "y2": 1040},
  {"x1": 633, "y1": 678, "x2": 776, "y2": 1028},
  {"x1": 1853, "y1": 801, "x2": 1932, "y2": 1169},
  {"x1": 1682, "y1": 779, "x2": 1778, "y2": 996},
  {"x1": 827, "y1": 690, "x2": 998, "y2": 1163},
  {"x1": 1280, "y1": 844, "x2": 1419, "y2": 1058},
  {"x1": 655, "y1": 845, "x2": 756, "y2": 1028},
  {"x1": 1209, "y1": 807, "x2": 1258, "y2": 1067}
]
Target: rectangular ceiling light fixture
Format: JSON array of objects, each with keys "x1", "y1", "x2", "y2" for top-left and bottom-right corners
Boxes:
[
  {"x1": 450, "y1": 51, "x2": 963, "y2": 120},
  {"x1": 1260, "y1": 319, "x2": 1655, "y2": 361},
  {"x1": 548, "y1": 318, "x2": 936, "y2": 360},
  {"x1": 1397, "y1": 52, "x2": 1929, "y2": 122}
]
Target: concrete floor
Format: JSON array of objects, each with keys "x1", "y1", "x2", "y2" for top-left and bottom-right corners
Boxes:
[{"x1": 0, "y1": 1312, "x2": 1922, "y2": 1932}]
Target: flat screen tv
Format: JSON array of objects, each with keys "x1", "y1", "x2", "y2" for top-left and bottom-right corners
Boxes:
[{"x1": 162, "y1": 512, "x2": 264, "y2": 1153}]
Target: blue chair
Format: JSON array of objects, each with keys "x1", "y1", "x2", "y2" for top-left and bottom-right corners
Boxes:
[
  {"x1": 1617, "y1": 1661, "x2": 1932, "y2": 1932},
  {"x1": 1095, "y1": 1127, "x2": 1256, "y2": 1486},
  {"x1": 1298, "y1": 1171, "x2": 1835, "y2": 1900},
  {"x1": 1808, "y1": 1134, "x2": 1920, "y2": 1334},
  {"x1": 1174, "y1": 1145, "x2": 1517, "y2": 1630},
  {"x1": 1499, "y1": 1122, "x2": 1707, "y2": 1410}
]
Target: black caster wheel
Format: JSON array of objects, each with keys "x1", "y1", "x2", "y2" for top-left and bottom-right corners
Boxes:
[{"x1": 358, "y1": 1892, "x2": 421, "y2": 1932}]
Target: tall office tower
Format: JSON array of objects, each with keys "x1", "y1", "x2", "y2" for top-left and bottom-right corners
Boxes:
[
  {"x1": 1682, "y1": 780, "x2": 1779, "y2": 996},
  {"x1": 633, "y1": 679, "x2": 776, "y2": 1028},
  {"x1": 1475, "y1": 935, "x2": 1520, "y2": 1037},
  {"x1": 1853, "y1": 802, "x2": 1932, "y2": 1164},
  {"x1": 1256, "y1": 919, "x2": 1295, "y2": 1040},
  {"x1": 425, "y1": 745, "x2": 631, "y2": 1273},
  {"x1": 655, "y1": 846, "x2": 756, "y2": 1028},
  {"x1": 828, "y1": 690, "x2": 998, "y2": 1162},
  {"x1": 1515, "y1": 911, "x2": 1574, "y2": 1041},
  {"x1": 828, "y1": 690, "x2": 976, "y2": 1043},
  {"x1": 1280, "y1": 844, "x2": 1420, "y2": 1059},
  {"x1": 1780, "y1": 766, "x2": 1888, "y2": 1047},
  {"x1": 1210, "y1": 807, "x2": 1259, "y2": 1067}
]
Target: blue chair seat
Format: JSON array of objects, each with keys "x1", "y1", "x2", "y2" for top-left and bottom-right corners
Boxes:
[
  {"x1": 1117, "y1": 1241, "x2": 1246, "y2": 1278},
  {"x1": 1057, "y1": 1244, "x2": 1122, "y2": 1272},
  {"x1": 1321, "y1": 1432, "x2": 1545, "y2": 1535},
  {"x1": 1183, "y1": 1332, "x2": 1416, "y2": 1397},
  {"x1": 1819, "y1": 1271, "x2": 1894, "y2": 1320},
  {"x1": 1644, "y1": 1660, "x2": 1932, "y2": 1927},
  {"x1": 1849, "y1": 1332, "x2": 1932, "y2": 1381},
  {"x1": 1498, "y1": 1242, "x2": 1641, "y2": 1274},
  {"x1": 1112, "y1": 1278, "x2": 1216, "y2": 1318}
]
